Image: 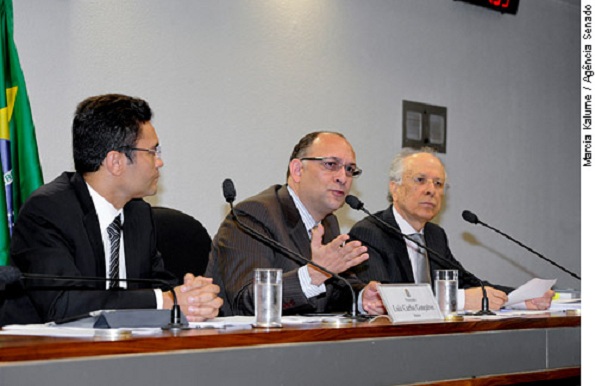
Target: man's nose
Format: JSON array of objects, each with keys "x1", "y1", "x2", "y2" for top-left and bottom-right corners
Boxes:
[
  {"x1": 334, "y1": 166, "x2": 348, "y2": 184},
  {"x1": 423, "y1": 181, "x2": 436, "y2": 195}
]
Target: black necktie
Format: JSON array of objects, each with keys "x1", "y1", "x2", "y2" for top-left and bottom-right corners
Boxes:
[{"x1": 107, "y1": 215, "x2": 122, "y2": 289}]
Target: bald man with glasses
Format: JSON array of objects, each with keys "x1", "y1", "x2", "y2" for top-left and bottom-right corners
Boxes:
[{"x1": 207, "y1": 131, "x2": 384, "y2": 316}]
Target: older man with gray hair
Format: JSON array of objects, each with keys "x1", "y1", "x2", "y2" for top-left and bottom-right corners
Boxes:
[{"x1": 350, "y1": 147, "x2": 553, "y2": 311}]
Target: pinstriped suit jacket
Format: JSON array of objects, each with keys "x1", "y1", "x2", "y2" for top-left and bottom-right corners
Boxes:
[
  {"x1": 349, "y1": 206, "x2": 511, "y2": 292},
  {"x1": 207, "y1": 184, "x2": 359, "y2": 316}
]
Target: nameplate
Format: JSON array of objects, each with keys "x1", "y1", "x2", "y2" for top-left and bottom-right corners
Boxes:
[{"x1": 378, "y1": 284, "x2": 443, "y2": 323}]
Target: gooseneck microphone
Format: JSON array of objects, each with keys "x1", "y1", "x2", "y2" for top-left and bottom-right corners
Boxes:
[
  {"x1": 462, "y1": 210, "x2": 581, "y2": 281},
  {"x1": 0, "y1": 265, "x2": 21, "y2": 286},
  {"x1": 0, "y1": 265, "x2": 186, "y2": 330},
  {"x1": 345, "y1": 195, "x2": 495, "y2": 315},
  {"x1": 222, "y1": 179, "x2": 364, "y2": 320}
]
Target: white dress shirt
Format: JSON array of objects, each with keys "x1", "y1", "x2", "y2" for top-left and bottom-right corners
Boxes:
[
  {"x1": 86, "y1": 184, "x2": 163, "y2": 308},
  {"x1": 391, "y1": 206, "x2": 465, "y2": 310},
  {"x1": 287, "y1": 186, "x2": 327, "y2": 298}
]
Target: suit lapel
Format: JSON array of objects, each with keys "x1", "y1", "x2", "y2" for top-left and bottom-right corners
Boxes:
[
  {"x1": 122, "y1": 204, "x2": 141, "y2": 280},
  {"x1": 381, "y1": 207, "x2": 415, "y2": 283},
  {"x1": 278, "y1": 186, "x2": 312, "y2": 259},
  {"x1": 71, "y1": 173, "x2": 106, "y2": 277},
  {"x1": 423, "y1": 224, "x2": 444, "y2": 276}
]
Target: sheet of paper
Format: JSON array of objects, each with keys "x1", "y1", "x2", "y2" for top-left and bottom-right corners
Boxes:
[
  {"x1": 504, "y1": 278, "x2": 557, "y2": 308},
  {"x1": 188, "y1": 314, "x2": 352, "y2": 328},
  {"x1": 189, "y1": 316, "x2": 255, "y2": 329},
  {"x1": 548, "y1": 299, "x2": 581, "y2": 311},
  {"x1": 0, "y1": 324, "x2": 96, "y2": 337},
  {"x1": 280, "y1": 315, "x2": 351, "y2": 325},
  {"x1": 0, "y1": 324, "x2": 162, "y2": 337},
  {"x1": 495, "y1": 309, "x2": 555, "y2": 317}
]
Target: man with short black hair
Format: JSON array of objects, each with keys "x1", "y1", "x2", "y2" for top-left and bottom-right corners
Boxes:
[{"x1": 11, "y1": 94, "x2": 222, "y2": 322}]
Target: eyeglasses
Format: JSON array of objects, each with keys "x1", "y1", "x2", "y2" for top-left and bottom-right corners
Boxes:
[
  {"x1": 300, "y1": 157, "x2": 362, "y2": 178},
  {"x1": 119, "y1": 145, "x2": 162, "y2": 159},
  {"x1": 404, "y1": 174, "x2": 447, "y2": 190}
]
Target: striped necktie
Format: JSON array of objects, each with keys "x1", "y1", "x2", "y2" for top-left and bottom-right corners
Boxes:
[{"x1": 107, "y1": 215, "x2": 122, "y2": 289}]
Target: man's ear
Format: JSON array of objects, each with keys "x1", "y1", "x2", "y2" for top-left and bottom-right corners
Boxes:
[
  {"x1": 104, "y1": 150, "x2": 126, "y2": 176},
  {"x1": 389, "y1": 180, "x2": 399, "y2": 200},
  {"x1": 288, "y1": 158, "x2": 303, "y2": 183}
]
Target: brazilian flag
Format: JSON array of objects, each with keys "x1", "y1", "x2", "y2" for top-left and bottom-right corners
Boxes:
[{"x1": 0, "y1": 0, "x2": 43, "y2": 265}]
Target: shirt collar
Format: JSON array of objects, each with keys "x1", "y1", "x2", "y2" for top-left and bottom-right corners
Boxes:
[
  {"x1": 86, "y1": 183, "x2": 123, "y2": 231},
  {"x1": 392, "y1": 205, "x2": 423, "y2": 236},
  {"x1": 287, "y1": 185, "x2": 318, "y2": 238}
]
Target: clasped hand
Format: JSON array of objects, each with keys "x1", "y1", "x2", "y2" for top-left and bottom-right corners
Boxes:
[{"x1": 164, "y1": 274, "x2": 223, "y2": 322}]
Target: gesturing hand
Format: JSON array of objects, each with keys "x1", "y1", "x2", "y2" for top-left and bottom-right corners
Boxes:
[{"x1": 308, "y1": 224, "x2": 368, "y2": 286}]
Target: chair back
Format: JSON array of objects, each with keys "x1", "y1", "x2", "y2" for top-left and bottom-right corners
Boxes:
[{"x1": 152, "y1": 206, "x2": 211, "y2": 284}]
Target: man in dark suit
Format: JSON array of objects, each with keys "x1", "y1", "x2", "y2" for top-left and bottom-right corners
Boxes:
[
  {"x1": 10, "y1": 94, "x2": 222, "y2": 323},
  {"x1": 207, "y1": 132, "x2": 384, "y2": 316},
  {"x1": 350, "y1": 148, "x2": 553, "y2": 311}
]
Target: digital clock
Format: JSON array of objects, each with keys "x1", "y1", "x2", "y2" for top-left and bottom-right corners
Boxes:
[{"x1": 455, "y1": 0, "x2": 520, "y2": 15}]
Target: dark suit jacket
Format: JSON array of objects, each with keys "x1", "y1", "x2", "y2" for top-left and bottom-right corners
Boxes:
[
  {"x1": 349, "y1": 206, "x2": 511, "y2": 292},
  {"x1": 10, "y1": 172, "x2": 177, "y2": 322},
  {"x1": 206, "y1": 184, "x2": 360, "y2": 316}
]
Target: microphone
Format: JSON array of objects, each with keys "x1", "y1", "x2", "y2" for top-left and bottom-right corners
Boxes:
[
  {"x1": 0, "y1": 266, "x2": 22, "y2": 286},
  {"x1": 223, "y1": 178, "x2": 236, "y2": 203},
  {"x1": 221, "y1": 179, "x2": 365, "y2": 321},
  {"x1": 346, "y1": 195, "x2": 495, "y2": 315},
  {"x1": 0, "y1": 266, "x2": 186, "y2": 330},
  {"x1": 462, "y1": 210, "x2": 581, "y2": 281},
  {"x1": 461, "y1": 210, "x2": 479, "y2": 225}
]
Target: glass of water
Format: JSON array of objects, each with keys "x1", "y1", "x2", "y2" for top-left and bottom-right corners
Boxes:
[
  {"x1": 434, "y1": 270, "x2": 458, "y2": 318},
  {"x1": 254, "y1": 268, "x2": 283, "y2": 328}
]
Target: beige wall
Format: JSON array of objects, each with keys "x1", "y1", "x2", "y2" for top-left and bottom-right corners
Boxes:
[{"x1": 13, "y1": 0, "x2": 580, "y2": 289}]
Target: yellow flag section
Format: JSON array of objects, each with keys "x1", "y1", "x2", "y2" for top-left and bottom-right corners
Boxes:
[{"x1": 0, "y1": 87, "x2": 16, "y2": 140}]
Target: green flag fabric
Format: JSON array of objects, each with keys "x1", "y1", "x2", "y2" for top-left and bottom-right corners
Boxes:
[{"x1": 0, "y1": 0, "x2": 43, "y2": 265}]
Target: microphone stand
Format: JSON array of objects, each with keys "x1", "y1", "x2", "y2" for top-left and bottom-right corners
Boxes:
[
  {"x1": 21, "y1": 272, "x2": 186, "y2": 330},
  {"x1": 222, "y1": 179, "x2": 368, "y2": 322},
  {"x1": 462, "y1": 210, "x2": 581, "y2": 281},
  {"x1": 346, "y1": 195, "x2": 495, "y2": 316}
]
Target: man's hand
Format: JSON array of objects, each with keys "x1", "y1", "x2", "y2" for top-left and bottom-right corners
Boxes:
[
  {"x1": 361, "y1": 281, "x2": 386, "y2": 315},
  {"x1": 308, "y1": 224, "x2": 368, "y2": 285},
  {"x1": 524, "y1": 289, "x2": 555, "y2": 310},
  {"x1": 464, "y1": 286, "x2": 508, "y2": 311},
  {"x1": 163, "y1": 274, "x2": 223, "y2": 322}
]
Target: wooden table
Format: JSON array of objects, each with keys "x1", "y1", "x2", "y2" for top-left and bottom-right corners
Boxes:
[{"x1": 0, "y1": 313, "x2": 581, "y2": 385}]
